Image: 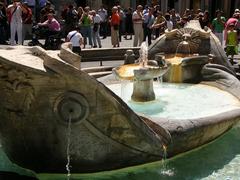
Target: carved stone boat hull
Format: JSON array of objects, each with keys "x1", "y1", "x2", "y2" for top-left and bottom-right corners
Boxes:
[
  {"x1": 0, "y1": 45, "x2": 240, "y2": 173},
  {"x1": 0, "y1": 45, "x2": 166, "y2": 173}
]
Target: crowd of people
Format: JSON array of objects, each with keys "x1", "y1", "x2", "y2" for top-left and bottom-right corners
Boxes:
[{"x1": 0, "y1": 1, "x2": 239, "y2": 59}]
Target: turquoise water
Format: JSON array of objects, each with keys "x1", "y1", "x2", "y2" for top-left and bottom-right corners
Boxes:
[
  {"x1": 107, "y1": 83, "x2": 240, "y2": 119},
  {"x1": 1, "y1": 126, "x2": 240, "y2": 180}
]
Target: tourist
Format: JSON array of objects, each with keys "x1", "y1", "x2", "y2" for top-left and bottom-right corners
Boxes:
[
  {"x1": 117, "y1": 5, "x2": 125, "y2": 42},
  {"x1": 198, "y1": 10, "x2": 211, "y2": 29},
  {"x1": 152, "y1": 11, "x2": 166, "y2": 38},
  {"x1": 223, "y1": 13, "x2": 239, "y2": 47},
  {"x1": 170, "y1": 9, "x2": 180, "y2": 29},
  {"x1": 37, "y1": 12, "x2": 60, "y2": 47},
  {"x1": 92, "y1": 10, "x2": 102, "y2": 48},
  {"x1": 79, "y1": 6, "x2": 93, "y2": 48},
  {"x1": 212, "y1": 10, "x2": 226, "y2": 45},
  {"x1": 132, "y1": 5, "x2": 144, "y2": 47},
  {"x1": 225, "y1": 23, "x2": 238, "y2": 64},
  {"x1": 97, "y1": 5, "x2": 108, "y2": 39},
  {"x1": 7, "y1": 0, "x2": 27, "y2": 45},
  {"x1": 24, "y1": 0, "x2": 35, "y2": 19},
  {"x1": 165, "y1": 13, "x2": 173, "y2": 31},
  {"x1": 124, "y1": 7, "x2": 133, "y2": 40},
  {"x1": 143, "y1": 7, "x2": 155, "y2": 45},
  {"x1": 234, "y1": 9, "x2": 240, "y2": 43},
  {"x1": 39, "y1": 1, "x2": 55, "y2": 22},
  {"x1": 66, "y1": 25, "x2": 83, "y2": 55},
  {"x1": 143, "y1": 5, "x2": 148, "y2": 15},
  {"x1": 76, "y1": 6, "x2": 83, "y2": 22},
  {"x1": 61, "y1": 4, "x2": 78, "y2": 37},
  {"x1": 177, "y1": 16, "x2": 188, "y2": 28},
  {"x1": 22, "y1": 2, "x2": 32, "y2": 44},
  {"x1": 109, "y1": 6, "x2": 120, "y2": 48},
  {"x1": 0, "y1": 1, "x2": 8, "y2": 44}
]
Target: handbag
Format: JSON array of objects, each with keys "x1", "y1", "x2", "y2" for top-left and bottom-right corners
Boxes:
[{"x1": 93, "y1": 23, "x2": 98, "y2": 32}]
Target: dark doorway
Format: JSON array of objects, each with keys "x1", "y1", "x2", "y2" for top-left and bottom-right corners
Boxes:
[
  {"x1": 230, "y1": 0, "x2": 235, "y2": 17},
  {"x1": 168, "y1": 0, "x2": 177, "y2": 9},
  {"x1": 136, "y1": 0, "x2": 147, "y2": 6},
  {"x1": 74, "y1": 0, "x2": 87, "y2": 7}
]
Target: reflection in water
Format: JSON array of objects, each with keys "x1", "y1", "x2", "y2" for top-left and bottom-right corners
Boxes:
[{"x1": 1, "y1": 127, "x2": 240, "y2": 179}]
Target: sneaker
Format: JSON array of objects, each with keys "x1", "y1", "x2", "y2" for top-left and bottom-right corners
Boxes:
[
  {"x1": 99, "y1": 45, "x2": 102, "y2": 48},
  {"x1": 93, "y1": 45, "x2": 97, "y2": 48}
]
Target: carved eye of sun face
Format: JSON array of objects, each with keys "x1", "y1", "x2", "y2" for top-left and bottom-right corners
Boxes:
[{"x1": 54, "y1": 92, "x2": 89, "y2": 125}]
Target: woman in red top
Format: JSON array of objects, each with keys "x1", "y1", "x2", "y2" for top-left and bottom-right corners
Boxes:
[{"x1": 110, "y1": 6, "x2": 120, "y2": 47}]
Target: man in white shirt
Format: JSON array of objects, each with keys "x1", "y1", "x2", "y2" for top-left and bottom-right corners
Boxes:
[
  {"x1": 92, "y1": 10, "x2": 102, "y2": 48},
  {"x1": 97, "y1": 5, "x2": 108, "y2": 39},
  {"x1": 132, "y1": 5, "x2": 144, "y2": 47},
  {"x1": 66, "y1": 26, "x2": 83, "y2": 55},
  {"x1": 7, "y1": 0, "x2": 27, "y2": 45}
]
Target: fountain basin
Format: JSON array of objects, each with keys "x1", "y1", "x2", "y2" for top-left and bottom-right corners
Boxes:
[
  {"x1": 0, "y1": 20, "x2": 240, "y2": 174},
  {"x1": 105, "y1": 80, "x2": 240, "y2": 158},
  {"x1": 113, "y1": 63, "x2": 168, "y2": 81}
]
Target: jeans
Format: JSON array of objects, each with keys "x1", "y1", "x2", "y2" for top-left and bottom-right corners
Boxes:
[
  {"x1": 80, "y1": 26, "x2": 93, "y2": 47},
  {"x1": 92, "y1": 25, "x2": 101, "y2": 47}
]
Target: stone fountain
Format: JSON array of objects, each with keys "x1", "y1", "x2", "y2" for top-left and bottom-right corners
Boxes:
[
  {"x1": 1, "y1": 21, "x2": 240, "y2": 176},
  {"x1": 113, "y1": 42, "x2": 169, "y2": 102}
]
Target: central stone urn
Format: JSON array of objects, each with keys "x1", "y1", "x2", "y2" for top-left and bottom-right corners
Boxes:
[{"x1": 113, "y1": 42, "x2": 169, "y2": 102}]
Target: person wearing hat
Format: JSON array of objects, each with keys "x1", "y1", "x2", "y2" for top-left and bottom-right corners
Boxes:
[{"x1": 235, "y1": 9, "x2": 240, "y2": 14}]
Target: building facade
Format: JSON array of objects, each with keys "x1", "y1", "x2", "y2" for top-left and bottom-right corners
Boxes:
[{"x1": 52, "y1": 0, "x2": 240, "y2": 19}]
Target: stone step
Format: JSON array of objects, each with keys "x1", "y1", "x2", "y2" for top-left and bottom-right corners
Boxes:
[
  {"x1": 88, "y1": 71, "x2": 112, "y2": 78},
  {"x1": 82, "y1": 66, "x2": 114, "y2": 73}
]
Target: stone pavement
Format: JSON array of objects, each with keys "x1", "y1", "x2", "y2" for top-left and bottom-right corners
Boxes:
[
  {"x1": 6, "y1": 35, "x2": 240, "y2": 68},
  {"x1": 92, "y1": 36, "x2": 134, "y2": 49}
]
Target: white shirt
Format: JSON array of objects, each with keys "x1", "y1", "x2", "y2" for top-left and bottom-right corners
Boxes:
[
  {"x1": 8, "y1": 4, "x2": 22, "y2": 23},
  {"x1": 93, "y1": 14, "x2": 102, "y2": 24},
  {"x1": 97, "y1": 8, "x2": 107, "y2": 22},
  {"x1": 67, "y1": 30, "x2": 83, "y2": 47},
  {"x1": 132, "y1": 11, "x2": 143, "y2": 24},
  {"x1": 166, "y1": 20, "x2": 173, "y2": 31}
]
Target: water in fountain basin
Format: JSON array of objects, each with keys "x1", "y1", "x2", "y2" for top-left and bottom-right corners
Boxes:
[
  {"x1": 120, "y1": 79, "x2": 129, "y2": 102},
  {"x1": 107, "y1": 82, "x2": 240, "y2": 120}
]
